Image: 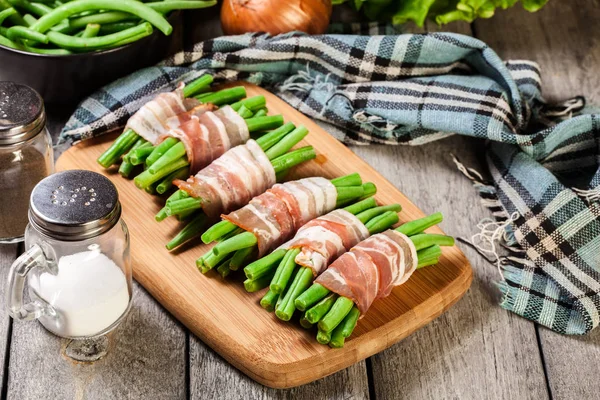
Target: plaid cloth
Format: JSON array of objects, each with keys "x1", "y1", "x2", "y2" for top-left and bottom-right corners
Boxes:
[{"x1": 61, "y1": 28, "x2": 600, "y2": 335}]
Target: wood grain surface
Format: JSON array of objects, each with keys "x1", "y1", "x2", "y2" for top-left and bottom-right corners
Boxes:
[
  {"x1": 2, "y1": 1, "x2": 598, "y2": 398},
  {"x1": 55, "y1": 82, "x2": 472, "y2": 388}
]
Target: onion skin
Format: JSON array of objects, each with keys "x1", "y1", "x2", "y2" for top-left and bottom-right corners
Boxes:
[{"x1": 221, "y1": 0, "x2": 332, "y2": 36}]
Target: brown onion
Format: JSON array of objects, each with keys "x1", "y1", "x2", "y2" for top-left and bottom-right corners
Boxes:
[{"x1": 221, "y1": 0, "x2": 332, "y2": 36}]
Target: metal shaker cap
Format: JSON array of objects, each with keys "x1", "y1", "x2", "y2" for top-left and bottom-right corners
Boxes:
[
  {"x1": 0, "y1": 81, "x2": 46, "y2": 146},
  {"x1": 29, "y1": 170, "x2": 121, "y2": 241}
]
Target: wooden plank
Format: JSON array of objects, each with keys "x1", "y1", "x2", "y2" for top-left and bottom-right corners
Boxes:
[
  {"x1": 190, "y1": 336, "x2": 369, "y2": 399},
  {"x1": 0, "y1": 244, "x2": 18, "y2": 396},
  {"x1": 476, "y1": 1, "x2": 600, "y2": 398},
  {"x1": 5, "y1": 282, "x2": 188, "y2": 399},
  {"x1": 55, "y1": 82, "x2": 471, "y2": 388}
]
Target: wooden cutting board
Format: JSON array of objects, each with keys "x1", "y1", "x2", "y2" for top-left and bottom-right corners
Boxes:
[{"x1": 56, "y1": 82, "x2": 472, "y2": 389}]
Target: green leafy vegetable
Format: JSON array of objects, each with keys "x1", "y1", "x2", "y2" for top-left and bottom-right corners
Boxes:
[{"x1": 335, "y1": 0, "x2": 549, "y2": 26}]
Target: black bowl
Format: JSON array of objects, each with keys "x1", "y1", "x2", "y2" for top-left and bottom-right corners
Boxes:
[{"x1": 0, "y1": 12, "x2": 183, "y2": 106}]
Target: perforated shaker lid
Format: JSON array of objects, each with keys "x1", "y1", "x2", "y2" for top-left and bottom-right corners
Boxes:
[
  {"x1": 0, "y1": 82, "x2": 46, "y2": 145},
  {"x1": 29, "y1": 170, "x2": 121, "y2": 241}
]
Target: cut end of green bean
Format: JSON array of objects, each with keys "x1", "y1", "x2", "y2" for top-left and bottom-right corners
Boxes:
[{"x1": 316, "y1": 329, "x2": 332, "y2": 345}]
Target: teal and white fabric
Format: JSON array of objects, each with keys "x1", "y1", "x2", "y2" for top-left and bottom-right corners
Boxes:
[{"x1": 62, "y1": 29, "x2": 600, "y2": 335}]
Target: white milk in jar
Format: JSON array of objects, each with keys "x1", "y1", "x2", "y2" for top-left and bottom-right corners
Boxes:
[{"x1": 30, "y1": 249, "x2": 130, "y2": 337}]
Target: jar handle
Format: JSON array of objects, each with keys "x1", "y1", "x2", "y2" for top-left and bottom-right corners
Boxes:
[{"x1": 6, "y1": 244, "x2": 55, "y2": 321}]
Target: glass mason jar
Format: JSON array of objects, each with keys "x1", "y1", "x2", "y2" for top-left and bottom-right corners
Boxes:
[
  {"x1": 6, "y1": 170, "x2": 132, "y2": 339},
  {"x1": 0, "y1": 81, "x2": 53, "y2": 243}
]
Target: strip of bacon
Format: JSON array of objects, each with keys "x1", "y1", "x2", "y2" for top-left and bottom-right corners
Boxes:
[
  {"x1": 174, "y1": 140, "x2": 276, "y2": 218},
  {"x1": 125, "y1": 85, "x2": 200, "y2": 144},
  {"x1": 159, "y1": 105, "x2": 250, "y2": 174},
  {"x1": 315, "y1": 230, "x2": 417, "y2": 315},
  {"x1": 278, "y1": 210, "x2": 369, "y2": 276},
  {"x1": 222, "y1": 177, "x2": 337, "y2": 257}
]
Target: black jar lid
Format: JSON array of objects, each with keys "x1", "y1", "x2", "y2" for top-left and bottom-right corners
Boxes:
[
  {"x1": 29, "y1": 170, "x2": 121, "y2": 241},
  {"x1": 0, "y1": 81, "x2": 46, "y2": 146}
]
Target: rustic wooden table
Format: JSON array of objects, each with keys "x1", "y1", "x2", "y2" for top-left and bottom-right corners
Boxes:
[{"x1": 1, "y1": 1, "x2": 598, "y2": 399}]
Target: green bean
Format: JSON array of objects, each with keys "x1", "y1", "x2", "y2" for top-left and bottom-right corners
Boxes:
[
  {"x1": 260, "y1": 289, "x2": 279, "y2": 312},
  {"x1": 271, "y1": 146, "x2": 316, "y2": 173},
  {"x1": 81, "y1": 22, "x2": 100, "y2": 37},
  {"x1": 147, "y1": 141, "x2": 185, "y2": 174},
  {"x1": 182, "y1": 74, "x2": 213, "y2": 98},
  {"x1": 356, "y1": 204, "x2": 400, "y2": 224},
  {"x1": 264, "y1": 126, "x2": 309, "y2": 160},
  {"x1": 275, "y1": 267, "x2": 313, "y2": 321},
  {"x1": 396, "y1": 212, "x2": 443, "y2": 236},
  {"x1": 201, "y1": 220, "x2": 236, "y2": 244},
  {"x1": 196, "y1": 86, "x2": 246, "y2": 105},
  {"x1": 418, "y1": 257, "x2": 440, "y2": 269},
  {"x1": 409, "y1": 233, "x2": 455, "y2": 251},
  {"x1": 129, "y1": 144, "x2": 155, "y2": 165},
  {"x1": 155, "y1": 190, "x2": 187, "y2": 221},
  {"x1": 319, "y1": 296, "x2": 354, "y2": 332},
  {"x1": 254, "y1": 122, "x2": 295, "y2": 151},
  {"x1": 360, "y1": 182, "x2": 377, "y2": 199},
  {"x1": 330, "y1": 306, "x2": 360, "y2": 347},
  {"x1": 305, "y1": 293, "x2": 337, "y2": 324},
  {"x1": 118, "y1": 137, "x2": 146, "y2": 178},
  {"x1": 299, "y1": 315, "x2": 314, "y2": 329},
  {"x1": 238, "y1": 105, "x2": 255, "y2": 118},
  {"x1": 331, "y1": 173, "x2": 362, "y2": 187},
  {"x1": 0, "y1": 1, "x2": 26, "y2": 26},
  {"x1": 156, "y1": 166, "x2": 189, "y2": 195},
  {"x1": 316, "y1": 329, "x2": 331, "y2": 345},
  {"x1": 245, "y1": 115, "x2": 284, "y2": 133},
  {"x1": 295, "y1": 283, "x2": 330, "y2": 311},
  {"x1": 229, "y1": 246, "x2": 255, "y2": 271},
  {"x1": 146, "y1": 137, "x2": 178, "y2": 166},
  {"x1": 269, "y1": 249, "x2": 300, "y2": 294},
  {"x1": 22, "y1": 13, "x2": 36, "y2": 25},
  {"x1": 0, "y1": 7, "x2": 17, "y2": 24},
  {"x1": 342, "y1": 196, "x2": 377, "y2": 215},
  {"x1": 166, "y1": 197, "x2": 202, "y2": 216},
  {"x1": 335, "y1": 185, "x2": 365, "y2": 206},
  {"x1": 47, "y1": 22, "x2": 152, "y2": 50},
  {"x1": 147, "y1": 0, "x2": 216, "y2": 13},
  {"x1": 231, "y1": 95, "x2": 266, "y2": 112},
  {"x1": 244, "y1": 271, "x2": 275, "y2": 293},
  {"x1": 244, "y1": 249, "x2": 287, "y2": 280},
  {"x1": 134, "y1": 156, "x2": 189, "y2": 189},
  {"x1": 7, "y1": 26, "x2": 48, "y2": 43},
  {"x1": 21, "y1": 42, "x2": 71, "y2": 53},
  {"x1": 0, "y1": 33, "x2": 19, "y2": 49},
  {"x1": 69, "y1": 11, "x2": 133, "y2": 29},
  {"x1": 30, "y1": 0, "x2": 172, "y2": 35},
  {"x1": 364, "y1": 211, "x2": 399, "y2": 233},
  {"x1": 217, "y1": 257, "x2": 233, "y2": 278},
  {"x1": 212, "y1": 231, "x2": 256, "y2": 256},
  {"x1": 253, "y1": 109, "x2": 267, "y2": 118},
  {"x1": 7, "y1": 0, "x2": 51, "y2": 16},
  {"x1": 99, "y1": 21, "x2": 137, "y2": 35}
]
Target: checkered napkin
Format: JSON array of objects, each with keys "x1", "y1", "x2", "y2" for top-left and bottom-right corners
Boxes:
[{"x1": 61, "y1": 27, "x2": 600, "y2": 335}]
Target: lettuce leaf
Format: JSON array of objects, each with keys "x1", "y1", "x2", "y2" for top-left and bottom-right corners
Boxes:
[{"x1": 334, "y1": 0, "x2": 549, "y2": 26}]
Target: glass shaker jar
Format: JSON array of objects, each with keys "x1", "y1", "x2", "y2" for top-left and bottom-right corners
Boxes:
[
  {"x1": 6, "y1": 170, "x2": 132, "y2": 339},
  {"x1": 0, "y1": 81, "x2": 53, "y2": 243}
]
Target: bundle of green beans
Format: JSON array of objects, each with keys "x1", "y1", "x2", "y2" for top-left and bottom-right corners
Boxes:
[
  {"x1": 198, "y1": 174, "x2": 377, "y2": 280},
  {"x1": 292, "y1": 214, "x2": 454, "y2": 348},
  {"x1": 98, "y1": 76, "x2": 261, "y2": 169},
  {"x1": 250, "y1": 197, "x2": 403, "y2": 319},
  {"x1": 159, "y1": 122, "x2": 318, "y2": 251},
  {"x1": 0, "y1": 0, "x2": 216, "y2": 54}
]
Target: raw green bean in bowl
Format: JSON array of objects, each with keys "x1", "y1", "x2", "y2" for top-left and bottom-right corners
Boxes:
[{"x1": 0, "y1": 1, "x2": 216, "y2": 104}]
